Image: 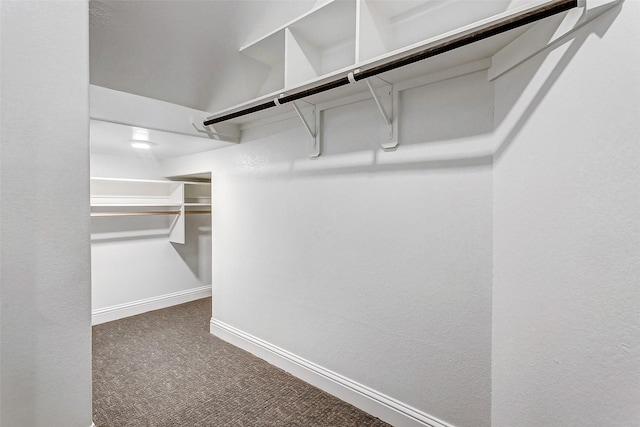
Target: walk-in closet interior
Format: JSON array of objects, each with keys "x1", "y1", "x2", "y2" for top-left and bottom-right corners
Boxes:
[{"x1": 1, "y1": 0, "x2": 637, "y2": 426}]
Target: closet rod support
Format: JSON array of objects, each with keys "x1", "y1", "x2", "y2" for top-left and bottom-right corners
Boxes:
[
  {"x1": 364, "y1": 79, "x2": 392, "y2": 127},
  {"x1": 291, "y1": 101, "x2": 316, "y2": 140},
  {"x1": 191, "y1": 122, "x2": 240, "y2": 143}
]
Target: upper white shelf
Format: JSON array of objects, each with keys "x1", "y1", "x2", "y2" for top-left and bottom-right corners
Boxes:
[
  {"x1": 211, "y1": 0, "x2": 564, "y2": 128},
  {"x1": 357, "y1": 0, "x2": 527, "y2": 63}
]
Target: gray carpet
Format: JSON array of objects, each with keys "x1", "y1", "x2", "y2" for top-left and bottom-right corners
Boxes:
[{"x1": 92, "y1": 298, "x2": 391, "y2": 426}]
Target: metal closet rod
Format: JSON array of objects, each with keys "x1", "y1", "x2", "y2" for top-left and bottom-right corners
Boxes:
[{"x1": 204, "y1": 0, "x2": 576, "y2": 127}]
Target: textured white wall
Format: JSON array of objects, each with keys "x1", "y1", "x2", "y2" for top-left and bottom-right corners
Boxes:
[
  {"x1": 0, "y1": 2, "x2": 92, "y2": 426},
  {"x1": 90, "y1": 152, "x2": 211, "y2": 313},
  {"x1": 163, "y1": 70, "x2": 494, "y2": 427},
  {"x1": 492, "y1": 2, "x2": 640, "y2": 426}
]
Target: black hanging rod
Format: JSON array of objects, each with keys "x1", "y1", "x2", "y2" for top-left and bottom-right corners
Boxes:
[{"x1": 204, "y1": 0, "x2": 577, "y2": 127}]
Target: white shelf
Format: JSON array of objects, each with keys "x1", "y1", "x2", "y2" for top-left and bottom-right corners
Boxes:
[
  {"x1": 211, "y1": 0, "x2": 555, "y2": 128},
  {"x1": 240, "y1": 0, "x2": 357, "y2": 97},
  {"x1": 91, "y1": 203, "x2": 183, "y2": 207},
  {"x1": 90, "y1": 177, "x2": 211, "y2": 244}
]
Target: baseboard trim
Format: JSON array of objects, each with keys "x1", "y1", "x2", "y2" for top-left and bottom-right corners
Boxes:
[
  {"x1": 92, "y1": 285, "x2": 212, "y2": 325},
  {"x1": 210, "y1": 319, "x2": 455, "y2": 427}
]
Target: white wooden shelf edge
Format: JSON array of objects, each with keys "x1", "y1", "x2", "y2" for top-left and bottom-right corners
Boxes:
[
  {"x1": 91, "y1": 177, "x2": 205, "y2": 186},
  {"x1": 91, "y1": 203, "x2": 183, "y2": 207}
]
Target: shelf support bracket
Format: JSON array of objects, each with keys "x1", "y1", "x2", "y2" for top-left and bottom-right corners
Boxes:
[
  {"x1": 287, "y1": 99, "x2": 319, "y2": 157},
  {"x1": 192, "y1": 121, "x2": 240, "y2": 143},
  {"x1": 363, "y1": 77, "x2": 397, "y2": 150},
  {"x1": 291, "y1": 101, "x2": 316, "y2": 139}
]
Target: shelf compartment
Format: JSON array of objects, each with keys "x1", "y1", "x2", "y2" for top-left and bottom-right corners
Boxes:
[
  {"x1": 284, "y1": 0, "x2": 357, "y2": 88},
  {"x1": 184, "y1": 182, "x2": 212, "y2": 205},
  {"x1": 240, "y1": 29, "x2": 286, "y2": 98},
  {"x1": 357, "y1": 0, "x2": 517, "y2": 63},
  {"x1": 240, "y1": 0, "x2": 357, "y2": 94}
]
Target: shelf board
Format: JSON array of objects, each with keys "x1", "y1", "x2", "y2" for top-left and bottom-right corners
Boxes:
[
  {"x1": 91, "y1": 211, "x2": 181, "y2": 217},
  {"x1": 91, "y1": 177, "x2": 206, "y2": 186},
  {"x1": 91, "y1": 203, "x2": 183, "y2": 207}
]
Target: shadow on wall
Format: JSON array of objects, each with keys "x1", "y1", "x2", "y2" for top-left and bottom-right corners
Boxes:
[
  {"x1": 493, "y1": 3, "x2": 621, "y2": 162},
  {"x1": 91, "y1": 213, "x2": 212, "y2": 281},
  {"x1": 239, "y1": 4, "x2": 621, "y2": 177},
  {"x1": 171, "y1": 217, "x2": 212, "y2": 281}
]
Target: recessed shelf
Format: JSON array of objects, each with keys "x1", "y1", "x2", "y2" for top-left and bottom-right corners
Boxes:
[
  {"x1": 240, "y1": 29, "x2": 286, "y2": 97},
  {"x1": 239, "y1": 0, "x2": 357, "y2": 97},
  {"x1": 90, "y1": 177, "x2": 211, "y2": 244},
  {"x1": 285, "y1": 0, "x2": 356, "y2": 87},
  {"x1": 357, "y1": 0, "x2": 517, "y2": 62}
]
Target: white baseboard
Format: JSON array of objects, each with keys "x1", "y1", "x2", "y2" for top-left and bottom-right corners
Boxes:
[
  {"x1": 210, "y1": 319, "x2": 455, "y2": 427},
  {"x1": 92, "y1": 285, "x2": 212, "y2": 325}
]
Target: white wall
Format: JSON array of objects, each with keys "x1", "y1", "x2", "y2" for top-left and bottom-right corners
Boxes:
[
  {"x1": 163, "y1": 69, "x2": 494, "y2": 427},
  {"x1": 0, "y1": 2, "x2": 92, "y2": 426},
  {"x1": 164, "y1": 4, "x2": 639, "y2": 427},
  {"x1": 90, "y1": 152, "x2": 211, "y2": 322},
  {"x1": 492, "y1": 2, "x2": 639, "y2": 426}
]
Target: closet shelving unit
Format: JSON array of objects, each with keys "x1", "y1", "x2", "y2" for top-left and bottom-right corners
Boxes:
[
  {"x1": 90, "y1": 177, "x2": 211, "y2": 244},
  {"x1": 208, "y1": 0, "x2": 564, "y2": 125},
  {"x1": 236, "y1": 0, "x2": 525, "y2": 106},
  {"x1": 201, "y1": 0, "x2": 615, "y2": 153}
]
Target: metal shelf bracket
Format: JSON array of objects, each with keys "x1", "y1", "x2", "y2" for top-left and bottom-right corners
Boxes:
[
  {"x1": 192, "y1": 121, "x2": 240, "y2": 143},
  {"x1": 284, "y1": 97, "x2": 319, "y2": 157},
  {"x1": 363, "y1": 76, "x2": 397, "y2": 150}
]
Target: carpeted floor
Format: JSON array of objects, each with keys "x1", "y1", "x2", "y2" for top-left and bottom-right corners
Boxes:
[{"x1": 92, "y1": 298, "x2": 391, "y2": 426}]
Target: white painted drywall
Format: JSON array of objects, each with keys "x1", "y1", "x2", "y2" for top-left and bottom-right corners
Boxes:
[
  {"x1": 90, "y1": 152, "x2": 212, "y2": 318},
  {"x1": 492, "y1": 2, "x2": 640, "y2": 426},
  {"x1": 0, "y1": 2, "x2": 93, "y2": 426},
  {"x1": 163, "y1": 70, "x2": 494, "y2": 427}
]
